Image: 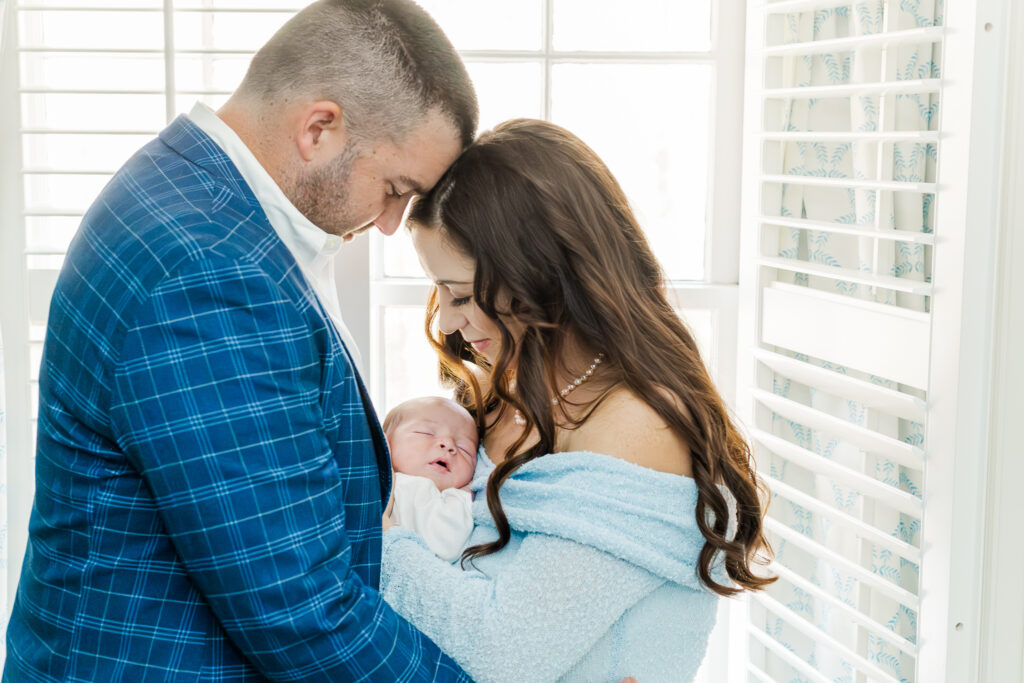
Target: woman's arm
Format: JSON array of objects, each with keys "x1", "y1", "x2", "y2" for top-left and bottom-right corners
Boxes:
[{"x1": 381, "y1": 527, "x2": 664, "y2": 682}]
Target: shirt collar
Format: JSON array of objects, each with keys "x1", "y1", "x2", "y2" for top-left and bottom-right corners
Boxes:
[{"x1": 186, "y1": 102, "x2": 345, "y2": 267}]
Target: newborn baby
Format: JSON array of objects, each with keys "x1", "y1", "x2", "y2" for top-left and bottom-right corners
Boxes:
[{"x1": 383, "y1": 396, "x2": 478, "y2": 562}]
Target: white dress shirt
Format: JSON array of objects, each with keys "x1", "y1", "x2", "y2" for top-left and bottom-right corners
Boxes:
[{"x1": 187, "y1": 102, "x2": 362, "y2": 367}]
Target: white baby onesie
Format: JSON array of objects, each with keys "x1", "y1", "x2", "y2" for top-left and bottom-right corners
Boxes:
[{"x1": 390, "y1": 472, "x2": 474, "y2": 563}]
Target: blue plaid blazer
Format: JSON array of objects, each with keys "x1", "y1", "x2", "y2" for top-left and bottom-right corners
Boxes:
[{"x1": 5, "y1": 116, "x2": 469, "y2": 682}]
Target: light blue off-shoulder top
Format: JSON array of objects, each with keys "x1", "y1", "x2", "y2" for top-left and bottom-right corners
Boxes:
[{"x1": 381, "y1": 447, "x2": 723, "y2": 683}]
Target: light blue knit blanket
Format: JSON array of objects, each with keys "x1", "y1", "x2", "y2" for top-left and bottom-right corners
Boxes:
[{"x1": 382, "y1": 449, "x2": 723, "y2": 682}]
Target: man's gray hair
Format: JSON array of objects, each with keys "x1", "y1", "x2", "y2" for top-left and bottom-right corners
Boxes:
[{"x1": 236, "y1": 0, "x2": 478, "y2": 148}]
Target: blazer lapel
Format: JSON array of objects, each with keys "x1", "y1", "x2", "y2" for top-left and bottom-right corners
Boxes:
[{"x1": 159, "y1": 114, "x2": 392, "y2": 507}]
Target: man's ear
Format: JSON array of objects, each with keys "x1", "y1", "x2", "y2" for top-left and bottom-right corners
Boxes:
[{"x1": 295, "y1": 100, "x2": 347, "y2": 163}]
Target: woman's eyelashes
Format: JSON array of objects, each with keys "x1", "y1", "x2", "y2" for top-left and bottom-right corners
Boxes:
[{"x1": 449, "y1": 294, "x2": 471, "y2": 307}]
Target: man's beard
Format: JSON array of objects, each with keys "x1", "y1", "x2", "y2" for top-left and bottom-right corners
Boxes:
[{"x1": 290, "y1": 141, "x2": 362, "y2": 237}]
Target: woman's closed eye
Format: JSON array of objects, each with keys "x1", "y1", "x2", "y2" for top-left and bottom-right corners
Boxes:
[{"x1": 449, "y1": 295, "x2": 471, "y2": 307}]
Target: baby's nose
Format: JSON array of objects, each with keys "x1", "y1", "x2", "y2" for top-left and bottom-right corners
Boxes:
[{"x1": 437, "y1": 440, "x2": 455, "y2": 453}]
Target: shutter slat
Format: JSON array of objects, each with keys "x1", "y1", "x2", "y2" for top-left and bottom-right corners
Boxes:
[
  {"x1": 769, "y1": 561, "x2": 919, "y2": 655},
  {"x1": 749, "y1": 629, "x2": 835, "y2": 683},
  {"x1": 765, "y1": 475, "x2": 921, "y2": 563},
  {"x1": 757, "y1": 256, "x2": 933, "y2": 295},
  {"x1": 761, "y1": 173, "x2": 937, "y2": 193},
  {"x1": 762, "y1": 26, "x2": 944, "y2": 57},
  {"x1": 764, "y1": 518, "x2": 920, "y2": 608},
  {"x1": 762, "y1": 131, "x2": 938, "y2": 143},
  {"x1": 753, "y1": 389, "x2": 925, "y2": 468},
  {"x1": 752, "y1": 429, "x2": 924, "y2": 516},
  {"x1": 763, "y1": 79, "x2": 941, "y2": 99},
  {"x1": 752, "y1": 593, "x2": 904, "y2": 683},
  {"x1": 753, "y1": 348, "x2": 928, "y2": 422},
  {"x1": 760, "y1": 216, "x2": 935, "y2": 246}
]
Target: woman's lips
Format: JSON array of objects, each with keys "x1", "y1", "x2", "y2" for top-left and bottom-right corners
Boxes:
[{"x1": 468, "y1": 338, "x2": 490, "y2": 352}]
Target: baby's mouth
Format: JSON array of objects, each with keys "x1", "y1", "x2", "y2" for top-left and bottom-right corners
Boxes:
[{"x1": 429, "y1": 458, "x2": 451, "y2": 473}]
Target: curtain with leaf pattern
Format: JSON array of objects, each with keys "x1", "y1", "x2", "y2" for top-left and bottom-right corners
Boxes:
[{"x1": 763, "y1": 1, "x2": 939, "y2": 681}]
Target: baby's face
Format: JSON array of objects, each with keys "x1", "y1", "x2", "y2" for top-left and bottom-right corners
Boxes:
[{"x1": 387, "y1": 401, "x2": 478, "y2": 490}]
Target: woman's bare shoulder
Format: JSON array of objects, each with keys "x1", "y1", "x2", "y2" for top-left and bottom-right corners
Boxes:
[{"x1": 563, "y1": 386, "x2": 693, "y2": 477}]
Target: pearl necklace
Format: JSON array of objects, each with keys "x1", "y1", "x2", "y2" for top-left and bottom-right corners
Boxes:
[{"x1": 513, "y1": 353, "x2": 605, "y2": 426}]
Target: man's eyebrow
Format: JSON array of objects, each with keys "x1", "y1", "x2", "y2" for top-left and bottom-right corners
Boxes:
[{"x1": 398, "y1": 176, "x2": 428, "y2": 195}]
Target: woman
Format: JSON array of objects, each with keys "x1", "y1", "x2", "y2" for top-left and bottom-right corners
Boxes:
[{"x1": 380, "y1": 119, "x2": 774, "y2": 682}]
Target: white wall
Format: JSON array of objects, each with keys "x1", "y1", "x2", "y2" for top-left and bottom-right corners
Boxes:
[{"x1": 978, "y1": 1, "x2": 1024, "y2": 678}]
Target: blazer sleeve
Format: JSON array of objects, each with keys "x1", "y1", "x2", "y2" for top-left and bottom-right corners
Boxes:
[
  {"x1": 109, "y1": 256, "x2": 467, "y2": 682},
  {"x1": 381, "y1": 526, "x2": 666, "y2": 682}
]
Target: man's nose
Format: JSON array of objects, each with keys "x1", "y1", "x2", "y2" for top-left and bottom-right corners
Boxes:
[{"x1": 374, "y1": 195, "x2": 414, "y2": 236}]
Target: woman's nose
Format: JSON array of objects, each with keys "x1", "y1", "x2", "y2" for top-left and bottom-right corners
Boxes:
[{"x1": 437, "y1": 300, "x2": 466, "y2": 336}]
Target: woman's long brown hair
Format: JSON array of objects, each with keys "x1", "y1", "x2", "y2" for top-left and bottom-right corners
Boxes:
[{"x1": 408, "y1": 119, "x2": 774, "y2": 596}]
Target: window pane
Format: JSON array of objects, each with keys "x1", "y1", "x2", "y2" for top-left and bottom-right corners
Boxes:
[
  {"x1": 18, "y1": 9, "x2": 163, "y2": 50},
  {"x1": 551, "y1": 63, "x2": 710, "y2": 280},
  {"x1": 22, "y1": 93, "x2": 165, "y2": 131},
  {"x1": 378, "y1": 227, "x2": 423, "y2": 280},
  {"x1": 383, "y1": 307, "x2": 449, "y2": 414},
  {"x1": 26, "y1": 217, "x2": 82, "y2": 252},
  {"x1": 24, "y1": 174, "x2": 112, "y2": 213},
  {"x1": 176, "y1": 54, "x2": 251, "y2": 93},
  {"x1": 553, "y1": 0, "x2": 711, "y2": 52},
  {"x1": 174, "y1": 11, "x2": 290, "y2": 52},
  {"x1": 177, "y1": 94, "x2": 230, "y2": 113},
  {"x1": 22, "y1": 133, "x2": 150, "y2": 171},
  {"x1": 677, "y1": 308, "x2": 714, "y2": 373},
  {"x1": 415, "y1": 0, "x2": 543, "y2": 51},
  {"x1": 20, "y1": 54, "x2": 164, "y2": 91},
  {"x1": 465, "y1": 60, "x2": 544, "y2": 131}
]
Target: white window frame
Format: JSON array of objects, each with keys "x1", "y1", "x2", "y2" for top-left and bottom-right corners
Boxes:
[{"x1": 1, "y1": 0, "x2": 33, "y2": 609}]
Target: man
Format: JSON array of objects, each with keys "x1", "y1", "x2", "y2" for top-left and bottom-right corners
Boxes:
[{"x1": 4, "y1": 1, "x2": 476, "y2": 679}]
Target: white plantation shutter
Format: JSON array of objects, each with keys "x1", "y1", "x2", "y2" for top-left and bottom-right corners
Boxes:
[
  {"x1": 0, "y1": 0, "x2": 307, "y2": 610},
  {"x1": 736, "y1": 0, "x2": 1007, "y2": 681}
]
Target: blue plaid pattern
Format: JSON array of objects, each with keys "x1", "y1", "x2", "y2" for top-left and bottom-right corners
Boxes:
[{"x1": 4, "y1": 116, "x2": 469, "y2": 682}]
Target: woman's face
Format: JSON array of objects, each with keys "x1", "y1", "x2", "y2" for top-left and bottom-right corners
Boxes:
[{"x1": 410, "y1": 225, "x2": 503, "y2": 361}]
